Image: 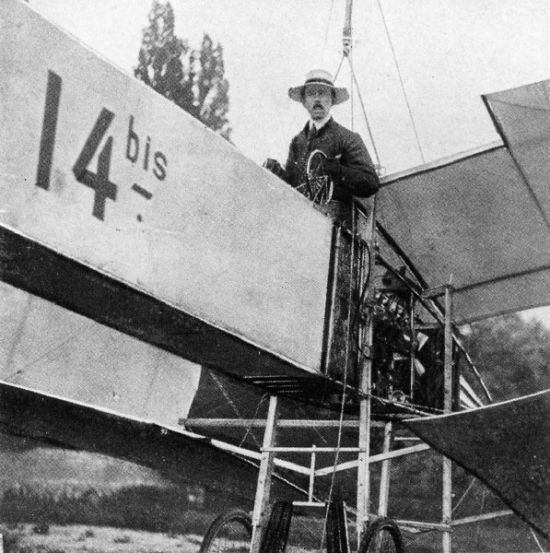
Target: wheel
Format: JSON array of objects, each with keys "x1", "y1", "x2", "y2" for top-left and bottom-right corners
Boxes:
[
  {"x1": 199, "y1": 508, "x2": 252, "y2": 553},
  {"x1": 358, "y1": 517, "x2": 404, "y2": 553},
  {"x1": 305, "y1": 149, "x2": 333, "y2": 206}
]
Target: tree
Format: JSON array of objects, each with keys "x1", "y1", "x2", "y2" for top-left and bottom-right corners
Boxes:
[
  {"x1": 463, "y1": 313, "x2": 550, "y2": 401},
  {"x1": 135, "y1": 1, "x2": 232, "y2": 140}
]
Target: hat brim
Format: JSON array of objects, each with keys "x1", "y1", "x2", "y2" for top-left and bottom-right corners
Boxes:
[{"x1": 288, "y1": 84, "x2": 349, "y2": 105}]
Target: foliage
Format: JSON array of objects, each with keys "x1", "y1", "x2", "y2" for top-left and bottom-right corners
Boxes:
[
  {"x1": 0, "y1": 483, "x2": 245, "y2": 536},
  {"x1": 463, "y1": 313, "x2": 550, "y2": 401},
  {"x1": 135, "y1": 1, "x2": 232, "y2": 140}
]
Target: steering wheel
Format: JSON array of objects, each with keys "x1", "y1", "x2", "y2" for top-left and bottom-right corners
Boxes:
[{"x1": 298, "y1": 149, "x2": 333, "y2": 206}]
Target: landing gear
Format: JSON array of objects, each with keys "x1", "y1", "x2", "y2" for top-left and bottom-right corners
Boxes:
[
  {"x1": 358, "y1": 517, "x2": 404, "y2": 553},
  {"x1": 199, "y1": 509, "x2": 252, "y2": 553}
]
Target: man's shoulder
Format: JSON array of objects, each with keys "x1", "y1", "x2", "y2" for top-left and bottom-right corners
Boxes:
[
  {"x1": 327, "y1": 118, "x2": 357, "y2": 138},
  {"x1": 290, "y1": 123, "x2": 309, "y2": 145},
  {"x1": 294, "y1": 122, "x2": 309, "y2": 138}
]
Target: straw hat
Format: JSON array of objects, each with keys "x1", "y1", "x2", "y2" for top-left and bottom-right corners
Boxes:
[{"x1": 288, "y1": 69, "x2": 349, "y2": 105}]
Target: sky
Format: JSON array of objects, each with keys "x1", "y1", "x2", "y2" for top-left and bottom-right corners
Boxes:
[{"x1": 26, "y1": 0, "x2": 550, "y2": 325}]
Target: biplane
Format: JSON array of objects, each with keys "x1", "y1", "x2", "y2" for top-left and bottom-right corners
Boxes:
[{"x1": 0, "y1": 1, "x2": 548, "y2": 551}]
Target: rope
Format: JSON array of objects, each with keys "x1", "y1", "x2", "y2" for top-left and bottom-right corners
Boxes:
[{"x1": 375, "y1": 0, "x2": 425, "y2": 163}]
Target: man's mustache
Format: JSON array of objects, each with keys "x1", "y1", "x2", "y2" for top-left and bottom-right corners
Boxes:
[{"x1": 313, "y1": 103, "x2": 324, "y2": 109}]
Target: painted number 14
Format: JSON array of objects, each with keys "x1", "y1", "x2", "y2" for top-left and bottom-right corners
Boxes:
[{"x1": 35, "y1": 70, "x2": 118, "y2": 221}]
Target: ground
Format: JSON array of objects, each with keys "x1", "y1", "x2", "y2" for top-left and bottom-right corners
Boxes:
[
  {"x1": 1, "y1": 524, "x2": 204, "y2": 553},
  {"x1": 1, "y1": 522, "x2": 548, "y2": 553}
]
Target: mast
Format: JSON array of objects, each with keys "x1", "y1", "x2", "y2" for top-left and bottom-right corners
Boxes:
[
  {"x1": 343, "y1": 0, "x2": 353, "y2": 56},
  {"x1": 341, "y1": 0, "x2": 375, "y2": 544}
]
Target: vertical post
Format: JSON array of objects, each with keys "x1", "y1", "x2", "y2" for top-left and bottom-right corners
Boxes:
[
  {"x1": 356, "y1": 199, "x2": 376, "y2": 543},
  {"x1": 250, "y1": 395, "x2": 279, "y2": 553},
  {"x1": 409, "y1": 294, "x2": 416, "y2": 401},
  {"x1": 343, "y1": 0, "x2": 353, "y2": 56},
  {"x1": 377, "y1": 422, "x2": 393, "y2": 516},
  {"x1": 442, "y1": 286, "x2": 454, "y2": 553},
  {"x1": 308, "y1": 446, "x2": 317, "y2": 502},
  {"x1": 357, "y1": 366, "x2": 371, "y2": 541}
]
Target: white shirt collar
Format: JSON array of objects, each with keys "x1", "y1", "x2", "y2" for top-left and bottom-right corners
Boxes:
[{"x1": 309, "y1": 115, "x2": 331, "y2": 131}]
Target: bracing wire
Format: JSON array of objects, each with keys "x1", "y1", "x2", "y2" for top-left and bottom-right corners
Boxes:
[
  {"x1": 347, "y1": 57, "x2": 382, "y2": 168},
  {"x1": 452, "y1": 477, "x2": 477, "y2": 514},
  {"x1": 209, "y1": 371, "x2": 264, "y2": 449},
  {"x1": 334, "y1": 53, "x2": 382, "y2": 168},
  {"x1": 371, "y1": 393, "x2": 441, "y2": 417},
  {"x1": 3, "y1": 294, "x2": 33, "y2": 378},
  {"x1": 529, "y1": 527, "x2": 546, "y2": 553},
  {"x1": 333, "y1": 52, "x2": 346, "y2": 82},
  {"x1": 5, "y1": 321, "x2": 97, "y2": 381},
  {"x1": 350, "y1": 50, "x2": 355, "y2": 131},
  {"x1": 322, "y1": 0, "x2": 336, "y2": 59},
  {"x1": 318, "y1": 211, "x2": 358, "y2": 552},
  {"x1": 376, "y1": 0, "x2": 426, "y2": 163},
  {"x1": 238, "y1": 393, "x2": 269, "y2": 448}
]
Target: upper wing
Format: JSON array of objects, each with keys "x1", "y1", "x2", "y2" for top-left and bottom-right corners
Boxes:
[{"x1": 377, "y1": 80, "x2": 550, "y2": 324}]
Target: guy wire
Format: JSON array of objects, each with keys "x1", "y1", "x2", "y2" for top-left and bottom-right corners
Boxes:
[
  {"x1": 319, "y1": 210, "x2": 358, "y2": 552},
  {"x1": 375, "y1": 0, "x2": 425, "y2": 163}
]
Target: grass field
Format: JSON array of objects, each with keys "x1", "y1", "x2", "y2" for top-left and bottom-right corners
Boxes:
[
  {"x1": 2, "y1": 521, "x2": 548, "y2": 553},
  {"x1": 0, "y1": 439, "x2": 546, "y2": 553},
  {"x1": 1, "y1": 524, "x2": 205, "y2": 553}
]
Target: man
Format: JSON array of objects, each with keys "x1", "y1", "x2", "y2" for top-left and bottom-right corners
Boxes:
[{"x1": 265, "y1": 69, "x2": 379, "y2": 226}]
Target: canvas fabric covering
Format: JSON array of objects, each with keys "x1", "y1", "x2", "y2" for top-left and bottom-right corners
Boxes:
[
  {"x1": 404, "y1": 390, "x2": 550, "y2": 539},
  {"x1": 377, "y1": 80, "x2": 550, "y2": 324}
]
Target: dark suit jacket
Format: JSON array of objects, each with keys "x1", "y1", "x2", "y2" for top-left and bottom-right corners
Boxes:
[{"x1": 284, "y1": 118, "x2": 379, "y2": 203}]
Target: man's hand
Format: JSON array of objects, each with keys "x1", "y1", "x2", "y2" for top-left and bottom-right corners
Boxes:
[
  {"x1": 322, "y1": 156, "x2": 342, "y2": 178},
  {"x1": 263, "y1": 158, "x2": 285, "y2": 178}
]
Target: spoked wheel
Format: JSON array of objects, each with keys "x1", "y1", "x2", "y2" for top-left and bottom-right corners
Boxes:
[
  {"x1": 199, "y1": 509, "x2": 252, "y2": 553},
  {"x1": 358, "y1": 517, "x2": 405, "y2": 553},
  {"x1": 301, "y1": 149, "x2": 333, "y2": 206}
]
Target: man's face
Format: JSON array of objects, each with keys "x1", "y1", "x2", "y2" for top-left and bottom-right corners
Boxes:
[{"x1": 303, "y1": 84, "x2": 333, "y2": 121}]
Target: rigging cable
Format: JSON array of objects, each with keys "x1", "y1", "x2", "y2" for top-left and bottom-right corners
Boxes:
[
  {"x1": 452, "y1": 477, "x2": 477, "y2": 515},
  {"x1": 322, "y1": 0, "x2": 336, "y2": 60},
  {"x1": 238, "y1": 392, "x2": 269, "y2": 448},
  {"x1": 318, "y1": 211, "x2": 359, "y2": 552},
  {"x1": 350, "y1": 51, "x2": 355, "y2": 131},
  {"x1": 375, "y1": 0, "x2": 426, "y2": 163},
  {"x1": 346, "y1": 57, "x2": 382, "y2": 168},
  {"x1": 333, "y1": 52, "x2": 346, "y2": 82},
  {"x1": 208, "y1": 371, "x2": 264, "y2": 449}
]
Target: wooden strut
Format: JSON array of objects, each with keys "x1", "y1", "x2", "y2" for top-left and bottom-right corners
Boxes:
[
  {"x1": 343, "y1": 0, "x2": 353, "y2": 56},
  {"x1": 245, "y1": 206, "x2": 465, "y2": 550},
  {"x1": 250, "y1": 395, "x2": 279, "y2": 553},
  {"x1": 377, "y1": 422, "x2": 393, "y2": 517},
  {"x1": 442, "y1": 284, "x2": 454, "y2": 553},
  {"x1": 379, "y1": 251, "x2": 493, "y2": 403},
  {"x1": 356, "y1": 199, "x2": 377, "y2": 544},
  {"x1": 244, "y1": 243, "x2": 467, "y2": 552}
]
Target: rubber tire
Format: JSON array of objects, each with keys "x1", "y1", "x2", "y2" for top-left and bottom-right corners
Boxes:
[
  {"x1": 199, "y1": 508, "x2": 253, "y2": 553},
  {"x1": 358, "y1": 517, "x2": 405, "y2": 553}
]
